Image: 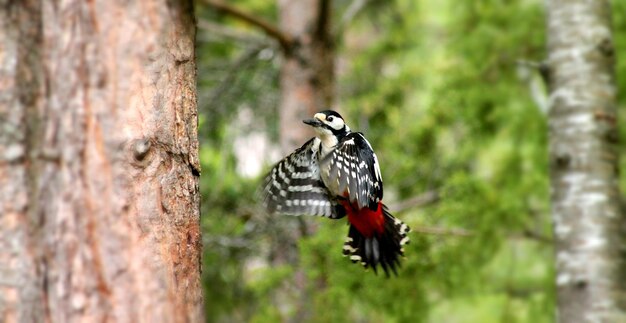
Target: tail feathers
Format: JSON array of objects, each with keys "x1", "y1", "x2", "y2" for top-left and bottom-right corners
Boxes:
[{"x1": 342, "y1": 206, "x2": 410, "y2": 276}]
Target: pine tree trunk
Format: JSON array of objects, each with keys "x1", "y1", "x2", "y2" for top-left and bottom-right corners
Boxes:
[
  {"x1": 0, "y1": 1, "x2": 203, "y2": 322},
  {"x1": 546, "y1": 1, "x2": 626, "y2": 321}
]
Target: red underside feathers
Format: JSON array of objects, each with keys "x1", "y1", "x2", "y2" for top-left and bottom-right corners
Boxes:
[{"x1": 340, "y1": 199, "x2": 385, "y2": 237}]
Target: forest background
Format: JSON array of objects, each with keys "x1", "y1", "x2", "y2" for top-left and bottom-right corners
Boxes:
[{"x1": 197, "y1": 0, "x2": 626, "y2": 322}]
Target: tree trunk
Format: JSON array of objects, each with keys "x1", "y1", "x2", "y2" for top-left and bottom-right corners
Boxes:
[
  {"x1": 0, "y1": 1, "x2": 203, "y2": 322},
  {"x1": 0, "y1": 1, "x2": 44, "y2": 321},
  {"x1": 546, "y1": 1, "x2": 626, "y2": 322},
  {"x1": 271, "y1": 1, "x2": 335, "y2": 321},
  {"x1": 278, "y1": 0, "x2": 334, "y2": 152}
]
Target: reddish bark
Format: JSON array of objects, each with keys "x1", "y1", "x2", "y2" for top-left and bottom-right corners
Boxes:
[{"x1": 0, "y1": 1, "x2": 203, "y2": 322}]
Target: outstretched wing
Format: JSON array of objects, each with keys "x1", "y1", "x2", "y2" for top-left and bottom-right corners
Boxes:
[
  {"x1": 320, "y1": 132, "x2": 383, "y2": 210},
  {"x1": 260, "y1": 138, "x2": 345, "y2": 219}
]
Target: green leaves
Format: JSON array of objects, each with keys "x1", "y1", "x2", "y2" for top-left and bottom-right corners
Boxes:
[
  {"x1": 197, "y1": 0, "x2": 626, "y2": 321},
  {"x1": 338, "y1": 0, "x2": 552, "y2": 321}
]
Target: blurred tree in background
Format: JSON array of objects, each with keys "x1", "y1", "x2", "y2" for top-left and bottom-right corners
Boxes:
[
  {"x1": 195, "y1": 0, "x2": 626, "y2": 322},
  {"x1": 546, "y1": 0, "x2": 626, "y2": 321}
]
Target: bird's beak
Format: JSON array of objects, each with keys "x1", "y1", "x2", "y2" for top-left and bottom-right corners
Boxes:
[{"x1": 303, "y1": 118, "x2": 322, "y2": 127}]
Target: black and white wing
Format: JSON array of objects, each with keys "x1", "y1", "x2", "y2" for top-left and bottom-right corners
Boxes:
[
  {"x1": 320, "y1": 132, "x2": 383, "y2": 210},
  {"x1": 260, "y1": 138, "x2": 345, "y2": 219}
]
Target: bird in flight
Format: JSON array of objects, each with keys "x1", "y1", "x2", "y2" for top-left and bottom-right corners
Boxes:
[{"x1": 260, "y1": 110, "x2": 410, "y2": 276}]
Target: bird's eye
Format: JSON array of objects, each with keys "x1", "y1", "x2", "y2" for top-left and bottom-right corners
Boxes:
[{"x1": 327, "y1": 116, "x2": 334, "y2": 122}]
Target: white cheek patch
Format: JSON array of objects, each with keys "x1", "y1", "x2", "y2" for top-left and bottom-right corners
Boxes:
[
  {"x1": 316, "y1": 116, "x2": 343, "y2": 131},
  {"x1": 329, "y1": 119, "x2": 344, "y2": 130}
]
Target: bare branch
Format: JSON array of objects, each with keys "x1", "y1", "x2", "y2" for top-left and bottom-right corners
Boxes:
[
  {"x1": 389, "y1": 190, "x2": 439, "y2": 213},
  {"x1": 501, "y1": 286, "x2": 546, "y2": 299},
  {"x1": 204, "y1": 236, "x2": 253, "y2": 249},
  {"x1": 516, "y1": 59, "x2": 550, "y2": 114},
  {"x1": 516, "y1": 59, "x2": 550, "y2": 83},
  {"x1": 201, "y1": 0, "x2": 294, "y2": 52},
  {"x1": 197, "y1": 19, "x2": 269, "y2": 45},
  {"x1": 336, "y1": 0, "x2": 369, "y2": 34},
  {"x1": 509, "y1": 228, "x2": 553, "y2": 244},
  {"x1": 522, "y1": 228, "x2": 553, "y2": 243},
  {"x1": 202, "y1": 45, "x2": 265, "y2": 112}
]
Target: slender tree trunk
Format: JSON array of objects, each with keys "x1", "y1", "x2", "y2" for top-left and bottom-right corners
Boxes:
[
  {"x1": 200, "y1": 1, "x2": 336, "y2": 320},
  {"x1": 0, "y1": 1, "x2": 203, "y2": 322},
  {"x1": 546, "y1": 1, "x2": 626, "y2": 322},
  {"x1": 278, "y1": 0, "x2": 334, "y2": 153},
  {"x1": 271, "y1": 1, "x2": 335, "y2": 321}
]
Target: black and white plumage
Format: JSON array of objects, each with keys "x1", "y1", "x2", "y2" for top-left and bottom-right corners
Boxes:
[
  {"x1": 320, "y1": 132, "x2": 383, "y2": 210},
  {"x1": 260, "y1": 110, "x2": 410, "y2": 276},
  {"x1": 260, "y1": 137, "x2": 346, "y2": 219}
]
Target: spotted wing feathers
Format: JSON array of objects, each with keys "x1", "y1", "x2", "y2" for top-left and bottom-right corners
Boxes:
[
  {"x1": 321, "y1": 132, "x2": 383, "y2": 210},
  {"x1": 260, "y1": 138, "x2": 344, "y2": 219}
]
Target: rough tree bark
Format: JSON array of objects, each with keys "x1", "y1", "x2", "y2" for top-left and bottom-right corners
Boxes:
[
  {"x1": 0, "y1": 1, "x2": 44, "y2": 321},
  {"x1": 546, "y1": 1, "x2": 626, "y2": 322},
  {"x1": 0, "y1": 1, "x2": 203, "y2": 322}
]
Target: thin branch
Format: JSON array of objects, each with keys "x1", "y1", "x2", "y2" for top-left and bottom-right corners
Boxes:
[
  {"x1": 516, "y1": 59, "x2": 550, "y2": 114},
  {"x1": 204, "y1": 236, "x2": 253, "y2": 249},
  {"x1": 411, "y1": 226, "x2": 473, "y2": 237},
  {"x1": 523, "y1": 229, "x2": 553, "y2": 243},
  {"x1": 501, "y1": 285, "x2": 546, "y2": 299},
  {"x1": 201, "y1": 0, "x2": 294, "y2": 52},
  {"x1": 197, "y1": 19, "x2": 269, "y2": 46},
  {"x1": 204, "y1": 45, "x2": 264, "y2": 109},
  {"x1": 516, "y1": 59, "x2": 550, "y2": 83},
  {"x1": 336, "y1": 0, "x2": 369, "y2": 34},
  {"x1": 389, "y1": 190, "x2": 439, "y2": 213}
]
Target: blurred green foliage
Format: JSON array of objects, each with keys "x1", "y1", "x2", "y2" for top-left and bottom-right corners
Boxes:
[{"x1": 196, "y1": 0, "x2": 626, "y2": 322}]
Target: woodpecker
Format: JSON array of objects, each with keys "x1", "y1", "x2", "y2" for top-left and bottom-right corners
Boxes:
[{"x1": 260, "y1": 110, "x2": 410, "y2": 276}]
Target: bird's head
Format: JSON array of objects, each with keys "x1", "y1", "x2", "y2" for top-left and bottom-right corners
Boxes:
[{"x1": 303, "y1": 110, "x2": 351, "y2": 139}]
